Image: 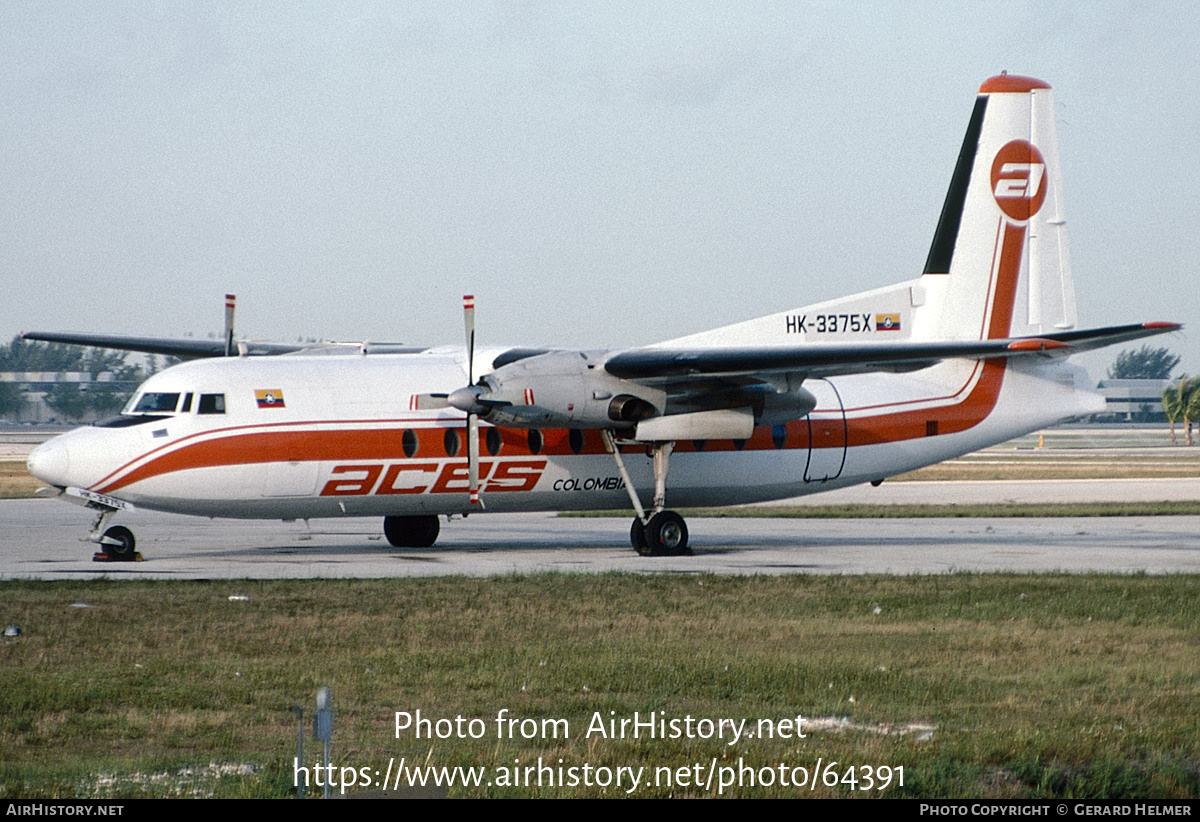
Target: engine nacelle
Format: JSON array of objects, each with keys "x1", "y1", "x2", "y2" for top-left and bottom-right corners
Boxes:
[
  {"x1": 752, "y1": 385, "x2": 819, "y2": 426},
  {"x1": 471, "y1": 351, "x2": 665, "y2": 429},
  {"x1": 455, "y1": 350, "x2": 820, "y2": 434},
  {"x1": 608, "y1": 394, "x2": 657, "y2": 423}
]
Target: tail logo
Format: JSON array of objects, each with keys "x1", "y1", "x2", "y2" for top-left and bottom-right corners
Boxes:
[{"x1": 991, "y1": 140, "x2": 1047, "y2": 222}]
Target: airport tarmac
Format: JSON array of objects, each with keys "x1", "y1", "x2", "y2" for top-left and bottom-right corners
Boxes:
[{"x1": 2, "y1": 489, "x2": 1198, "y2": 580}]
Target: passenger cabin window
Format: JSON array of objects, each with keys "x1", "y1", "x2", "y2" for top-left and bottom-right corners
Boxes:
[
  {"x1": 132, "y1": 392, "x2": 180, "y2": 413},
  {"x1": 197, "y1": 394, "x2": 226, "y2": 414}
]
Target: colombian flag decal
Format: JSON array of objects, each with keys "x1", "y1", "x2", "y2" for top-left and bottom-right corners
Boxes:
[
  {"x1": 255, "y1": 389, "x2": 286, "y2": 409},
  {"x1": 875, "y1": 313, "x2": 902, "y2": 332}
]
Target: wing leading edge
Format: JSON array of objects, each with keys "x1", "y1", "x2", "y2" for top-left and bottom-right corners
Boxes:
[
  {"x1": 19, "y1": 331, "x2": 309, "y2": 359},
  {"x1": 17, "y1": 332, "x2": 431, "y2": 359}
]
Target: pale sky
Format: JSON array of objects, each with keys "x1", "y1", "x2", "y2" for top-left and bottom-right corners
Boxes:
[{"x1": 2, "y1": 1, "x2": 1196, "y2": 380}]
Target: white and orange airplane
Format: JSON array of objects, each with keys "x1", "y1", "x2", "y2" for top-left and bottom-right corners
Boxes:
[{"x1": 25, "y1": 74, "x2": 1178, "y2": 560}]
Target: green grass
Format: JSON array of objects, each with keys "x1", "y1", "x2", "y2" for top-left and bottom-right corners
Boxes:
[
  {"x1": 1, "y1": 574, "x2": 1196, "y2": 798},
  {"x1": 566, "y1": 501, "x2": 1200, "y2": 518}
]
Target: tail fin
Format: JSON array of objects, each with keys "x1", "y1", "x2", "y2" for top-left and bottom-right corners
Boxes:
[
  {"x1": 914, "y1": 73, "x2": 1077, "y2": 342},
  {"x1": 655, "y1": 74, "x2": 1084, "y2": 351}
]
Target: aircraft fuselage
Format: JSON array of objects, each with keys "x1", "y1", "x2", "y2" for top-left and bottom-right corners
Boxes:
[{"x1": 27, "y1": 348, "x2": 1101, "y2": 521}]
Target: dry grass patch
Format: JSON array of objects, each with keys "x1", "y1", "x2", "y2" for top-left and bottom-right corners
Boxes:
[{"x1": 0, "y1": 461, "x2": 39, "y2": 498}]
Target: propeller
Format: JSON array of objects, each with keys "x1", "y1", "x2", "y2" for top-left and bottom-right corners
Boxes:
[
  {"x1": 463, "y1": 295, "x2": 481, "y2": 508},
  {"x1": 223, "y1": 294, "x2": 236, "y2": 357}
]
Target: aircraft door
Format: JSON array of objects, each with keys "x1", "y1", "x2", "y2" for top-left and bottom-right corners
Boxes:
[{"x1": 803, "y1": 379, "x2": 847, "y2": 483}]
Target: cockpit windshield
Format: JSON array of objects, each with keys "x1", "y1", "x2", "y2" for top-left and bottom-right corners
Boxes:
[{"x1": 129, "y1": 392, "x2": 181, "y2": 414}]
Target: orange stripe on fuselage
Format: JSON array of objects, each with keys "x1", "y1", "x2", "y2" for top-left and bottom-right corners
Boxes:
[
  {"x1": 91, "y1": 417, "x2": 431, "y2": 491},
  {"x1": 100, "y1": 428, "x2": 412, "y2": 494}
]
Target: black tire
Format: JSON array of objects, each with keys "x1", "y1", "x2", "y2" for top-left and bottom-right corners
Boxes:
[
  {"x1": 102, "y1": 525, "x2": 136, "y2": 561},
  {"x1": 383, "y1": 515, "x2": 440, "y2": 548},
  {"x1": 643, "y1": 510, "x2": 689, "y2": 556},
  {"x1": 630, "y1": 518, "x2": 651, "y2": 555}
]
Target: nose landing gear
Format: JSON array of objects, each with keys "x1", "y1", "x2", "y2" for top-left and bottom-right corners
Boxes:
[
  {"x1": 88, "y1": 506, "x2": 141, "y2": 562},
  {"x1": 97, "y1": 525, "x2": 137, "y2": 561}
]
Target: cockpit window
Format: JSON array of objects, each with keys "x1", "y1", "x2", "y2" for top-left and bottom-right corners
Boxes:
[
  {"x1": 132, "y1": 392, "x2": 180, "y2": 413},
  {"x1": 197, "y1": 393, "x2": 226, "y2": 414}
]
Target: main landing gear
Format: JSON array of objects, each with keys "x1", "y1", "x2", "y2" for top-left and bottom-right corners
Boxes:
[
  {"x1": 383, "y1": 515, "x2": 441, "y2": 548},
  {"x1": 630, "y1": 510, "x2": 689, "y2": 556},
  {"x1": 602, "y1": 431, "x2": 690, "y2": 557}
]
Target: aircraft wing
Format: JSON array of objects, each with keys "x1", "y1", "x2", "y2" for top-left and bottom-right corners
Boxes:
[
  {"x1": 19, "y1": 331, "x2": 310, "y2": 358},
  {"x1": 604, "y1": 322, "x2": 1181, "y2": 383}
]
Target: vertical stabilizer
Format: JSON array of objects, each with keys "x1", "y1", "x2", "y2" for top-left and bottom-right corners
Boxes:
[{"x1": 916, "y1": 74, "x2": 1077, "y2": 342}]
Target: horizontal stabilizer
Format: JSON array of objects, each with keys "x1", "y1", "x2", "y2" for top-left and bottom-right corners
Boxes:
[{"x1": 1035, "y1": 322, "x2": 1182, "y2": 354}]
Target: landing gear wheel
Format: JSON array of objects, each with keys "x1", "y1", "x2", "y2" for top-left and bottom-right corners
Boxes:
[
  {"x1": 643, "y1": 510, "x2": 689, "y2": 556},
  {"x1": 383, "y1": 515, "x2": 440, "y2": 548},
  {"x1": 630, "y1": 518, "x2": 650, "y2": 556},
  {"x1": 101, "y1": 526, "x2": 137, "y2": 561}
]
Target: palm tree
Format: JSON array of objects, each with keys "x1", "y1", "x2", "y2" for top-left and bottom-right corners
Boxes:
[
  {"x1": 1163, "y1": 379, "x2": 1185, "y2": 445},
  {"x1": 1184, "y1": 378, "x2": 1200, "y2": 446}
]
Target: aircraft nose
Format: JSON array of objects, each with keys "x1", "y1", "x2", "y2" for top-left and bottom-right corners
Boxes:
[{"x1": 27, "y1": 437, "x2": 71, "y2": 487}]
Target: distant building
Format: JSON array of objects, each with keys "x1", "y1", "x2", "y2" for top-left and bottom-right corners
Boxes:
[
  {"x1": 0, "y1": 371, "x2": 139, "y2": 423},
  {"x1": 1094, "y1": 378, "x2": 1169, "y2": 422}
]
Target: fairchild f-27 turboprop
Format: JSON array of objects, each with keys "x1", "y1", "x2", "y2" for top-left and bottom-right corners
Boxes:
[{"x1": 24, "y1": 73, "x2": 1179, "y2": 560}]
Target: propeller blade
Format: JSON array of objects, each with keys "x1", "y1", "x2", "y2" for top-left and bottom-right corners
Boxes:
[
  {"x1": 462, "y1": 294, "x2": 481, "y2": 507},
  {"x1": 463, "y1": 294, "x2": 475, "y2": 384},
  {"x1": 467, "y1": 414, "x2": 480, "y2": 507},
  {"x1": 409, "y1": 393, "x2": 451, "y2": 411},
  {"x1": 223, "y1": 294, "x2": 236, "y2": 357}
]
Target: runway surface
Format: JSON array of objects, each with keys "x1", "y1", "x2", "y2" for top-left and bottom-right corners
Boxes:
[{"x1": 3, "y1": 492, "x2": 1198, "y2": 580}]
